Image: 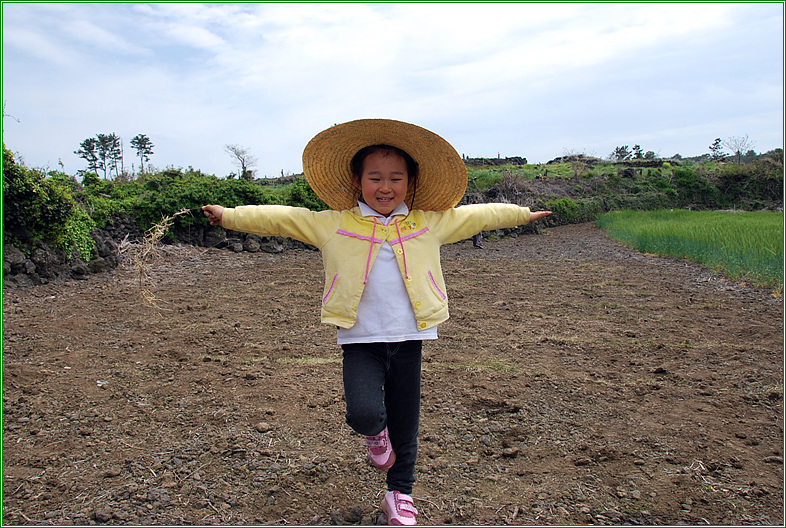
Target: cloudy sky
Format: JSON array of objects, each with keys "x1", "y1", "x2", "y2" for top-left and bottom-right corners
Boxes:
[{"x1": 2, "y1": 2, "x2": 783, "y2": 179}]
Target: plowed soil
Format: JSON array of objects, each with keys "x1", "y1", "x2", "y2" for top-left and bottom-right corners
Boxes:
[{"x1": 3, "y1": 222, "x2": 782, "y2": 526}]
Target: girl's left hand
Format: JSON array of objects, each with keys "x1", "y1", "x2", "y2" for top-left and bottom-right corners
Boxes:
[{"x1": 530, "y1": 210, "x2": 552, "y2": 221}]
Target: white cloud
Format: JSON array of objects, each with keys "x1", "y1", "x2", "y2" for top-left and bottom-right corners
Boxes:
[
  {"x1": 2, "y1": 26, "x2": 77, "y2": 66},
  {"x1": 2, "y1": 2, "x2": 781, "y2": 178},
  {"x1": 161, "y1": 23, "x2": 228, "y2": 51},
  {"x1": 62, "y1": 19, "x2": 150, "y2": 56}
]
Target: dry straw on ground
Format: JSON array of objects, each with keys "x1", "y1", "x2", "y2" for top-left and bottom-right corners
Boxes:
[{"x1": 119, "y1": 208, "x2": 194, "y2": 309}]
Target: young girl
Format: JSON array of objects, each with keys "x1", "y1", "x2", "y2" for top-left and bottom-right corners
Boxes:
[{"x1": 202, "y1": 119, "x2": 551, "y2": 525}]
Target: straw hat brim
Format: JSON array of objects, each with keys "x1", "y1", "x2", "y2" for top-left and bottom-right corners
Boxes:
[{"x1": 302, "y1": 119, "x2": 468, "y2": 211}]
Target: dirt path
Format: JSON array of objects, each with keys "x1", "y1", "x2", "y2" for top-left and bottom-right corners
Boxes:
[{"x1": 3, "y1": 223, "x2": 782, "y2": 525}]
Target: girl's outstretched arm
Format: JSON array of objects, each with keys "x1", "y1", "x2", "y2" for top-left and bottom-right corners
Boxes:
[{"x1": 202, "y1": 205, "x2": 224, "y2": 226}]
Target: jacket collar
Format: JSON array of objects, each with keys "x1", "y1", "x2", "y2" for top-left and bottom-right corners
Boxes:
[{"x1": 357, "y1": 201, "x2": 409, "y2": 224}]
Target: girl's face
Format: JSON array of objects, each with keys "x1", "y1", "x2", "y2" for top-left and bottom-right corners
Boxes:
[{"x1": 354, "y1": 150, "x2": 411, "y2": 216}]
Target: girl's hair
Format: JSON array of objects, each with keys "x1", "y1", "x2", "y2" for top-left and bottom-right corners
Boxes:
[{"x1": 350, "y1": 145, "x2": 420, "y2": 207}]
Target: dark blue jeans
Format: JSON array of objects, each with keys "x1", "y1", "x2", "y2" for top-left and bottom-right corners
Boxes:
[{"x1": 341, "y1": 341, "x2": 422, "y2": 494}]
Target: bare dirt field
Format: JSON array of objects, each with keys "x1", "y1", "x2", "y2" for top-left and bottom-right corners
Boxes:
[{"x1": 2, "y1": 222, "x2": 783, "y2": 526}]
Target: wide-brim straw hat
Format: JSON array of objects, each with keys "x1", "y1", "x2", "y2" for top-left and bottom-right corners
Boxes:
[{"x1": 303, "y1": 118, "x2": 468, "y2": 211}]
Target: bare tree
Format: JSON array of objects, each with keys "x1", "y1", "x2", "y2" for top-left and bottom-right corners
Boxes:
[
  {"x1": 225, "y1": 144, "x2": 257, "y2": 180},
  {"x1": 562, "y1": 148, "x2": 591, "y2": 179},
  {"x1": 3, "y1": 100, "x2": 20, "y2": 124},
  {"x1": 722, "y1": 135, "x2": 755, "y2": 164}
]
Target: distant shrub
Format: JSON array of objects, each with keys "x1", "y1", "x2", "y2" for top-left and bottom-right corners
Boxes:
[
  {"x1": 545, "y1": 198, "x2": 581, "y2": 223},
  {"x1": 286, "y1": 176, "x2": 328, "y2": 210},
  {"x1": 3, "y1": 145, "x2": 76, "y2": 248},
  {"x1": 129, "y1": 169, "x2": 287, "y2": 231},
  {"x1": 56, "y1": 206, "x2": 96, "y2": 261},
  {"x1": 672, "y1": 166, "x2": 718, "y2": 206},
  {"x1": 715, "y1": 161, "x2": 783, "y2": 208}
]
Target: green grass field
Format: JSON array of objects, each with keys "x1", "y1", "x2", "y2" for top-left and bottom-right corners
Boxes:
[{"x1": 596, "y1": 209, "x2": 783, "y2": 290}]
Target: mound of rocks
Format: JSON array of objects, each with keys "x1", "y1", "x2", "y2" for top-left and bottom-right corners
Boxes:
[
  {"x1": 3, "y1": 214, "x2": 139, "y2": 288},
  {"x1": 2, "y1": 214, "x2": 316, "y2": 289},
  {"x1": 464, "y1": 156, "x2": 527, "y2": 166}
]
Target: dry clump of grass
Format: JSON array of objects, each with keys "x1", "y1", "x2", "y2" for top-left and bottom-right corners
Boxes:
[{"x1": 119, "y1": 208, "x2": 194, "y2": 309}]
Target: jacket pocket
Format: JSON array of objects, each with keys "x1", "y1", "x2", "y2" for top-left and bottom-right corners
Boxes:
[
  {"x1": 322, "y1": 274, "x2": 338, "y2": 304},
  {"x1": 427, "y1": 271, "x2": 447, "y2": 300}
]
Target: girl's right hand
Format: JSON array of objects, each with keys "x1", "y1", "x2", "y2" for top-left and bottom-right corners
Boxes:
[{"x1": 202, "y1": 205, "x2": 224, "y2": 226}]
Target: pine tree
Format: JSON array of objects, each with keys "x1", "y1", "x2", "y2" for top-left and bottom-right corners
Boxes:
[
  {"x1": 75, "y1": 138, "x2": 101, "y2": 174},
  {"x1": 130, "y1": 134, "x2": 155, "y2": 174},
  {"x1": 709, "y1": 138, "x2": 726, "y2": 161}
]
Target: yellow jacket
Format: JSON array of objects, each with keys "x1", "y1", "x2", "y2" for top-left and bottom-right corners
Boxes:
[{"x1": 221, "y1": 203, "x2": 533, "y2": 331}]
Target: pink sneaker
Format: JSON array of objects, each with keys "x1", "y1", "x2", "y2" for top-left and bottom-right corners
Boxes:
[
  {"x1": 381, "y1": 490, "x2": 418, "y2": 525},
  {"x1": 365, "y1": 427, "x2": 396, "y2": 470}
]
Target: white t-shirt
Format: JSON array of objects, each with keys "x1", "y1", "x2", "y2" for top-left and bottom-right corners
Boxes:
[{"x1": 336, "y1": 202, "x2": 439, "y2": 345}]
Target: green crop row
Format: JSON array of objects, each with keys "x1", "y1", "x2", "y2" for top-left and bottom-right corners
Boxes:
[{"x1": 596, "y1": 209, "x2": 783, "y2": 289}]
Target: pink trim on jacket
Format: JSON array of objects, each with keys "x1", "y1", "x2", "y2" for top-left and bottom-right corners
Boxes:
[
  {"x1": 363, "y1": 218, "x2": 378, "y2": 284},
  {"x1": 389, "y1": 227, "x2": 429, "y2": 244},
  {"x1": 428, "y1": 271, "x2": 447, "y2": 300},
  {"x1": 393, "y1": 219, "x2": 410, "y2": 280},
  {"x1": 323, "y1": 273, "x2": 338, "y2": 303},
  {"x1": 336, "y1": 229, "x2": 386, "y2": 244}
]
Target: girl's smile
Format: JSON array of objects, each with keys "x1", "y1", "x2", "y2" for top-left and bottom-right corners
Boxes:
[{"x1": 355, "y1": 151, "x2": 411, "y2": 216}]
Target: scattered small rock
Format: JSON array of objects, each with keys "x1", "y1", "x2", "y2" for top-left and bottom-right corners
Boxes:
[
  {"x1": 102, "y1": 467, "x2": 122, "y2": 478},
  {"x1": 255, "y1": 422, "x2": 273, "y2": 433}
]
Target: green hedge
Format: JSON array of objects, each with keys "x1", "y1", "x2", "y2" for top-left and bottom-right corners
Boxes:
[
  {"x1": 2, "y1": 145, "x2": 96, "y2": 259},
  {"x1": 3, "y1": 141, "x2": 781, "y2": 261}
]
